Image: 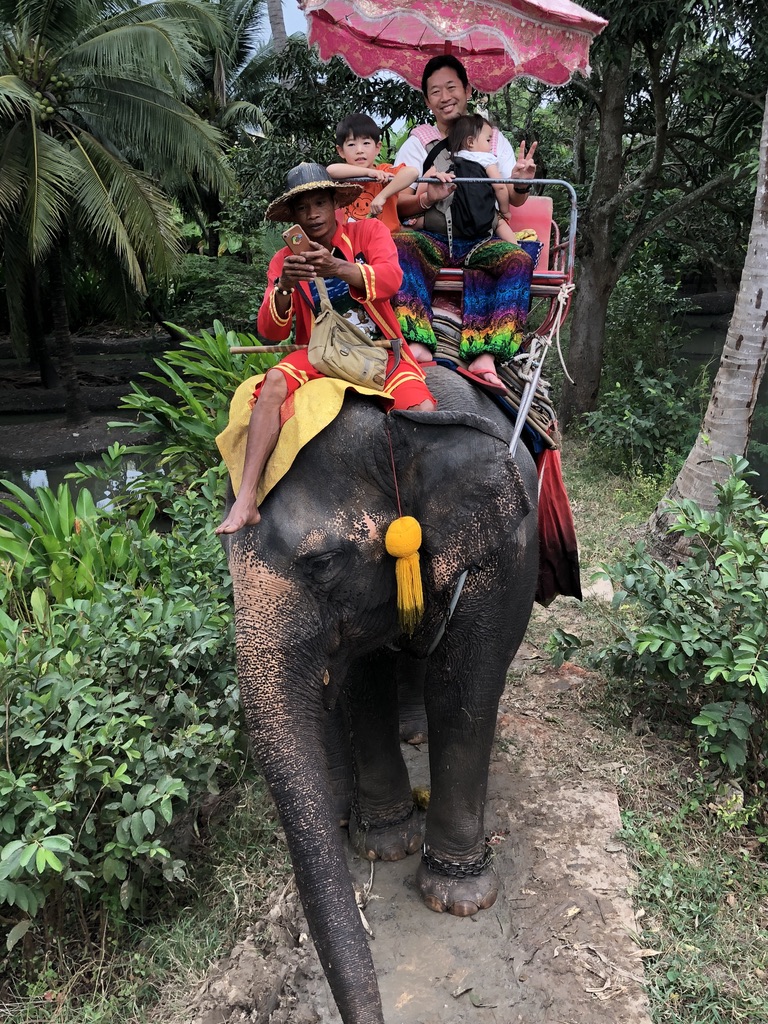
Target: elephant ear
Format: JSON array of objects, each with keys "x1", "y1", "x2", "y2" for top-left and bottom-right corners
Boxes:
[{"x1": 389, "y1": 409, "x2": 535, "y2": 580}]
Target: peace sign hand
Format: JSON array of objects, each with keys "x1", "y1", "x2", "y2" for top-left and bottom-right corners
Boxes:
[{"x1": 513, "y1": 140, "x2": 538, "y2": 180}]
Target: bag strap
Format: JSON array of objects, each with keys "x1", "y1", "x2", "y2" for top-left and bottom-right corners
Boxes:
[
  {"x1": 295, "y1": 277, "x2": 333, "y2": 317},
  {"x1": 422, "y1": 137, "x2": 450, "y2": 175}
]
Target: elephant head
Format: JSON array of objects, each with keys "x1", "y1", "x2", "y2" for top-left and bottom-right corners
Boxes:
[{"x1": 221, "y1": 378, "x2": 538, "y2": 1024}]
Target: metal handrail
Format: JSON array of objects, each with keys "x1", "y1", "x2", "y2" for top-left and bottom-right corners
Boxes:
[{"x1": 343, "y1": 175, "x2": 578, "y2": 278}]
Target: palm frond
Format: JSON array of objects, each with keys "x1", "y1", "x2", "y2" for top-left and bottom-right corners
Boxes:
[
  {"x1": 216, "y1": 98, "x2": 262, "y2": 129},
  {"x1": 120, "y1": 0, "x2": 225, "y2": 42},
  {"x1": 22, "y1": 128, "x2": 74, "y2": 262},
  {"x1": 5, "y1": 0, "x2": 93, "y2": 41},
  {"x1": 212, "y1": 46, "x2": 226, "y2": 107},
  {"x1": 69, "y1": 19, "x2": 207, "y2": 85},
  {"x1": 78, "y1": 77, "x2": 234, "y2": 192},
  {"x1": 66, "y1": 125, "x2": 183, "y2": 290},
  {"x1": 216, "y1": 0, "x2": 267, "y2": 73},
  {"x1": 0, "y1": 76, "x2": 38, "y2": 119},
  {"x1": 81, "y1": 0, "x2": 226, "y2": 63},
  {"x1": 233, "y1": 36, "x2": 276, "y2": 99},
  {"x1": 0, "y1": 121, "x2": 28, "y2": 222}
]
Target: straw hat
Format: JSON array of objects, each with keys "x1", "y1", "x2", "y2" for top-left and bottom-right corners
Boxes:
[{"x1": 264, "y1": 162, "x2": 364, "y2": 222}]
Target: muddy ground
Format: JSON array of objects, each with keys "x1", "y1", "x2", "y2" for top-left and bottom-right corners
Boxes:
[
  {"x1": 0, "y1": 343, "x2": 653, "y2": 1024},
  {"x1": 0, "y1": 331, "x2": 167, "y2": 470}
]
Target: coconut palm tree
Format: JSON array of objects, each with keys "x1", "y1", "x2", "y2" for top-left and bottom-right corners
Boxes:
[
  {"x1": 266, "y1": 0, "x2": 287, "y2": 52},
  {"x1": 648, "y1": 86, "x2": 768, "y2": 549},
  {"x1": 182, "y1": 0, "x2": 269, "y2": 256},
  {"x1": 0, "y1": 0, "x2": 235, "y2": 422}
]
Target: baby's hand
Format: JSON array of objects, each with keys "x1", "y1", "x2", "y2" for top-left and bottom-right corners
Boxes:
[{"x1": 369, "y1": 196, "x2": 385, "y2": 216}]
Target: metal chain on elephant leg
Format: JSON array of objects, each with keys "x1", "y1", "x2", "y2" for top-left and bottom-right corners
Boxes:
[
  {"x1": 421, "y1": 842, "x2": 494, "y2": 878},
  {"x1": 351, "y1": 797, "x2": 416, "y2": 834},
  {"x1": 348, "y1": 733, "x2": 416, "y2": 834}
]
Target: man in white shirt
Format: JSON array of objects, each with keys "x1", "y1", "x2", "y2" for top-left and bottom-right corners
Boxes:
[
  {"x1": 395, "y1": 55, "x2": 536, "y2": 222},
  {"x1": 391, "y1": 55, "x2": 537, "y2": 390}
]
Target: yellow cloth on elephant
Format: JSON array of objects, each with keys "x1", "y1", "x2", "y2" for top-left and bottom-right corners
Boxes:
[{"x1": 216, "y1": 374, "x2": 397, "y2": 504}]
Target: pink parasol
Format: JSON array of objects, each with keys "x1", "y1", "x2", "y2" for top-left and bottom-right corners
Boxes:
[{"x1": 299, "y1": 0, "x2": 609, "y2": 92}]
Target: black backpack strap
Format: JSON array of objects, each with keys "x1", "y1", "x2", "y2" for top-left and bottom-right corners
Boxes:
[{"x1": 422, "y1": 136, "x2": 450, "y2": 175}]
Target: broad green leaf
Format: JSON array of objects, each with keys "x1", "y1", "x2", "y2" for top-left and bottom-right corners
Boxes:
[{"x1": 6, "y1": 918, "x2": 31, "y2": 952}]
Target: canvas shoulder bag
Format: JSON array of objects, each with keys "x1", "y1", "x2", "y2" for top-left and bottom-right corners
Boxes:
[{"x1": 302, "y1": 277, "x2": 395, "y2": 392}]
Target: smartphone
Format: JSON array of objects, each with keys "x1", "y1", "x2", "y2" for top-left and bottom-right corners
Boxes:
[{"x1": 281, "y1": 224, "x2": 313, "y2": 254}]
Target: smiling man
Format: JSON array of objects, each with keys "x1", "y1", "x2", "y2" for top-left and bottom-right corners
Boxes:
[{"x1": 394, "y1": 55, "x2": 537, "y2": 221}]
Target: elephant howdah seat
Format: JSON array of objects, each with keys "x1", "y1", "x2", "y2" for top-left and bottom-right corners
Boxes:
[
  {"x1": 426, "y1": 186, "x2": 576, "y2": 451},
  {"x1": 431, "y1": 192, "x2": 575, "y2": 342}
]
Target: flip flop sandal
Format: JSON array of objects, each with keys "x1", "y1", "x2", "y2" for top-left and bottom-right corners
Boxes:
[{"x1": 456, "y1": 366, "x2": 508, "y2": 396}]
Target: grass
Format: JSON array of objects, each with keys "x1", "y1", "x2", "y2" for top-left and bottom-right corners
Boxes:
[{"x1": 618, "y1": 784, "x2": 768, "y2": 1023}]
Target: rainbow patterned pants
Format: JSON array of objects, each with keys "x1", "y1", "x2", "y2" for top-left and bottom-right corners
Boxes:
[{"x1": 392, "y1": 230, "x2": 533, "y2": 361}]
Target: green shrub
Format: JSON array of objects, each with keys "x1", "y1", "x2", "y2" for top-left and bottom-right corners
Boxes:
[
  {"x1": 593, "y1": 458, "x2": 768, "y2": 782},
  {"x1": 602, "y1": 248, "x2": 693, "y2": 386},
  {"x1": 154, "y1": 253, "x2": 268, "y2": 333},
  {"x1": 0, "y1": 468, "x2": 243, "y2": 942},
  {"x1": 583, "y1": 363, "x2": 705, "y2": 476},
  {"x1": 113, "y1": 320, "x2": 279, "y2": 476},
  {"x1": 0, "y1": 465, "x2": 154, "y2": 609},
  {"x1": 583, "y1": 248, "x2": 707, "y2": 477}
]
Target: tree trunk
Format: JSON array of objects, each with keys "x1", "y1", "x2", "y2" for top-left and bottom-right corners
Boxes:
[
  {"x1": 48, "y1": 249, "x2": 90, "y2": 425},
  {"x1": 25, "y1": 264, "x2": 58, "y2": 389},
  {"x1": 558, "y1": 52, "x2": 631, "y2": 428},
  {"x1": 647, "y1": 88, "x2": 768, "y2": 548},
  {"x1": 202, "y1": 191, "x2": 223, "y2": 258},
  {"x1": 558, "y1": 254, "x2": 615, "y2": 427},
  {"x1": 2, "y1": 234, "x2": 58, "y2": 388},
  {"x1": 267, "y1": 0, "x2": 288, "y2": 52}
]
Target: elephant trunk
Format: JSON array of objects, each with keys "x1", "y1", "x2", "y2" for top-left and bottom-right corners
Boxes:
[{"x1": 241, "y1": 657, "x2": 383, "y2": 1023}]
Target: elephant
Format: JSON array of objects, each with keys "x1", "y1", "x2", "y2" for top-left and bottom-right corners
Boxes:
[{"x1": 220, "y1": 365, "x2": 539, "y2": 1024}]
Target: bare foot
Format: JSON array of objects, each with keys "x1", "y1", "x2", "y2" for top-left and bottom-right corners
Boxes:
[
  {"x1": 409, "y1": 342, "x2": 434, "y2": 364},
  {"x1": 215, "y1": 496, "x2": 261, "y2": 534},
  {"x1": 467, "y1": 353, "x2": 503, "y2": 389}
]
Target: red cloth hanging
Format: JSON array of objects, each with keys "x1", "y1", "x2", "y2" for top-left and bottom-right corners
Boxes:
[{"x1": 535, "y1": 446, "x2": 582, "y2": 605}]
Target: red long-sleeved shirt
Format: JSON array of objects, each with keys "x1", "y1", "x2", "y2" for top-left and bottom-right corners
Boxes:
[{"x1": 257, "y1": 216, "x2": 404, "y2": 343}]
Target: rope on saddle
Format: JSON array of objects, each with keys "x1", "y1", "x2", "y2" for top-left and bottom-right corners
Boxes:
[{"x1": 431, "y1": 314, "x2": 560, "y2": 448}]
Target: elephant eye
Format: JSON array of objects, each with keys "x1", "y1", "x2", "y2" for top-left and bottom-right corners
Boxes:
[{"x1": 301, "y1": 549, "x2": 346, "y2": 585}]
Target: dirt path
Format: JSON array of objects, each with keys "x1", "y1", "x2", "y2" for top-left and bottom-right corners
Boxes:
[{"x1": 187, "y1": 600, "x2": 652, "y2": 1024}]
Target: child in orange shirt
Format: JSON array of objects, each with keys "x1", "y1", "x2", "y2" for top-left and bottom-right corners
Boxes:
[{"x1": 327, "y1": 113, "x2": 419, "y2": 233}]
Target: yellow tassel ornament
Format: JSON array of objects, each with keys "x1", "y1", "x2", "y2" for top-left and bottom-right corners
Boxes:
[{"x1": 385, "y1": 515, "x2": 425, "y2": 634}]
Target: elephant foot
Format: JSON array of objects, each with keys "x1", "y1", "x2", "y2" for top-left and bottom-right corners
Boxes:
[
  {"x1": 416, "y1": 845, "x2": 498, "y2": 916},
  {"x1": 399, "y1": 718, "x2": 428, "y2": 745},
  {"x1": 349, "y1": 806, "x2": 425, "y2": 862}
]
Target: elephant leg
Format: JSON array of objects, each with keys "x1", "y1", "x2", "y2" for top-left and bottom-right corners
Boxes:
[
  {"x1": 346, "y1": 651, "x2": 424, "y2": 862},
  {"x1": 418, "y1": 567, "x2": 533, "y2": 917},
  {"x1": 396, "y1": 652, "x2": 428, "y2": 744}
]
